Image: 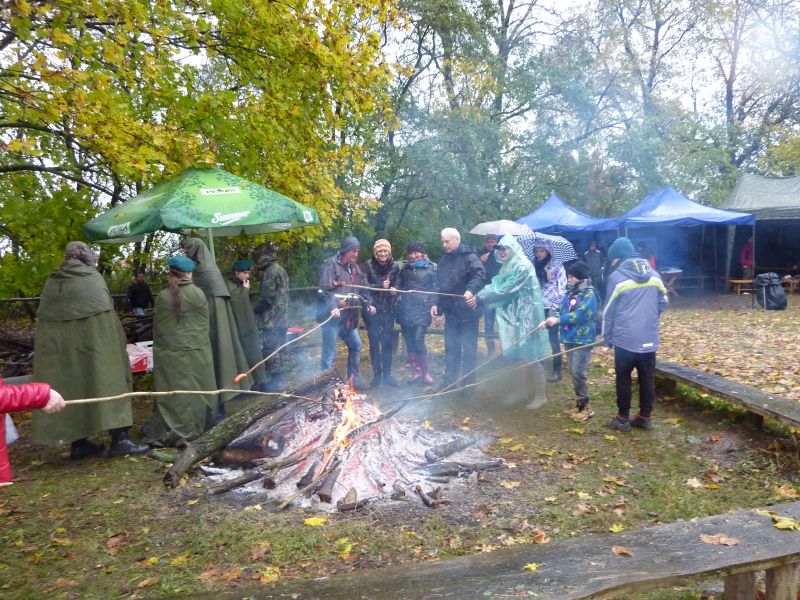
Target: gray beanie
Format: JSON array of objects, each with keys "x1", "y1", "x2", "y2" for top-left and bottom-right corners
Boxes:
[{"x1": 339, "y1": 236, "x2": 361, "y2": 253}]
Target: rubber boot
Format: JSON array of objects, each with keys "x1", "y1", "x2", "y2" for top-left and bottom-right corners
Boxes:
[
  {"x1": 108, "y1": 428, "x2": 150, "y2": 457},
  {"x1": 526, "y1": 365, "x2": 548, "y2": 410},
  {"x1": 408, "y1": 352, "x2": 422, "y2": 382},
  {"x1": 419, "y1": 354, "x2": 434, "y2": 385}
]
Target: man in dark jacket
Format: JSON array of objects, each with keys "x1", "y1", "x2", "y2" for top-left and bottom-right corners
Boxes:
[
  {"x1": 583, "y1": 241, "x2": 605, "y2": 301},
  {"x1": 362, "y1": 239, "x2": 400, "y2": 387},
  {"x1": 253, "y1": 243, "x2": 290, "y2": 392},
  {"x1": 126, "y1": 272, "x2": 153, "y2": 316},
  {"x1": 431, "y1": 228, "x2": 486, "y2": 390},
  {"x1": 603, "y1": 237, "x2": 668, "y2": 432},
  {"x1": 317, "y1": 236, "x2": 375, "y2": 390},
  {"x1": 479, "y1": 234, "x2": 501, "y2": 354}
]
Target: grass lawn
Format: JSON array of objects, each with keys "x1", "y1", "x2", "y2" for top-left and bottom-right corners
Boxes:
[{"x1": 2, "y1": 293, "x2": 800, "y2": 599}]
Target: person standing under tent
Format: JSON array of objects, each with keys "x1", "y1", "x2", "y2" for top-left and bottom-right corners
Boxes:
[{"x1": 533, "y1": 242, "x2": 567, "y2": 382}]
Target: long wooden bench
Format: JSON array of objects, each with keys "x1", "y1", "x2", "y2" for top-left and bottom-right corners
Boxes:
[
  {"x1": 215, "y1": 502, "x2": 800, "y2": 599},
  {"x1": 655, "y1": 360, "x2": 800, "y2": 429}
]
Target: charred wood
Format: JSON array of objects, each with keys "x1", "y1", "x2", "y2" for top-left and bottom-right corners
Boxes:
[
  {"x1": 424, "y1": 436, "x2": 479, "y2": 463},
  {"x1": 414, "y1": 484, "x2": 441, "y2": 508},
  {"x1": 164, "y1": 368, "x2": 343, "y2": 487},
  {"x1": 317, "y1": 463, "x2": 343, "y2": 503},
  {"x1": 209, "y1": 471, "x2": 262, "y2": 495}
]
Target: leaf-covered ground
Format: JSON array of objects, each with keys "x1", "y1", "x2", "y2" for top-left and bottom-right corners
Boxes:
[{"x1": 2, "y1": 293, "x2": 800, "y2": 599}]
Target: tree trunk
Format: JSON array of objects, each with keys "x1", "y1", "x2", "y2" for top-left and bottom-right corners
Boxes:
[{"x1": 164, "y1": 368, "x2": 343, "y2": 486}]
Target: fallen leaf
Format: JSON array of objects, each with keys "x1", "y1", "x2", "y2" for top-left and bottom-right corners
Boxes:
[
  {"x1": 250, "y1": 542, "x2": 270, "y2": 560},
  {"x1": 700, "y1": 533, "x2": 740, "y2": 546},
  {"x1": 186, "y1": 499, "x2": 199, "y2": 506},
  {"x1": 304, "y1": 516, "x2": 326, "y2": 527},
  {"x1": 505, "y1": 461, "x2": 517, "y2": 469},
  {"x1": 259, "y1": 565, "x2": 280, "y2": 584},
  {"x1": 106, "y1": 532, "x2": 128, "y2": 556},
  {"x1": 572, "y1": 503, "x2": 593, "y2": 516},
  {"x1": 603, "y1": 476, "x2": 626, "y2": 486},
  {"x1": 603, "y1": 434, "x2": 617, "y2": 441},
  {"x1": 704, "y1": 471, "x2": 725, "y2": 484},
  {"x1": 508, "y1": 444, "x2": 525, "y2": 452},
  {"x1": 609, "y1": 523, "x2": 625, "y2": 533},
  {"x1": 577, "y1": 491, "x2": 591, "y2": 500},
  {"x1": 612, "y1": 546, "x2": 634, "y2": 557},
  {"x1": 566, "y1": 427, "x2": 586, "y2": 435},
  {"x1": 220, "y1": 566, "x2": 241, "y2": 581},
  {"x1": 244, "y1": 504, "x2": 263, "y2": 512},
  {"x1": 774, "y1": 485, "x2": 798, "y2": 498},
  {"x1": 774, "y1": 517, "x2": 800, "y2": 531},
  {"x1": 531, "y1": 528, "x2": 550, "y2": 544},
  {"x1": 170, "y1": 554, "x2": 189, "y2": 567},
  {"x1": 197, "y1": 568, "x2": 218, "y2": 581},
  {"x1": 544, "y1": 496, "x2": 557, "y2": 503},
  {"x1": 536, "y1": 449, "x2": 556, "y2": 457},
  {"x1": 663, "y1": 418, "x2": 682, "y2": 425},
  {"x1": 499, "y1": 480, "x2": 520, "y2": 489},
  {"x1": 498, "y1": 437, "x2": 514, "y2": 444},
  {"x1": 54, "y1": 579, "x2": 79, "y2": 588},
  {"x1": 685, "y1": 477, "x2": 703, "y2": 489},
  {"x1": 137, "y1": 577, "x2": 159, "y2": 588},
  {"x1": 479, "y1": 543, "x2": 497, "y2": 552},
  {"x1": 523, "y1": 562, "x2": 540, "y2": 572}
]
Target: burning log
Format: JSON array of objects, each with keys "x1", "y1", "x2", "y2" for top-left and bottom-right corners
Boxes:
[
  {"x1": 164, "y1": 368, "x2": 342, "y2": 487},
  {"x1": 317, "y1": 463, "x2": 344, "y2": 503}
]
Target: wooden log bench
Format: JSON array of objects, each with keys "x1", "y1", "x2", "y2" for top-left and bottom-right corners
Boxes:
[
  {"x1": 217, "y1": 501, "x2": 800, "y2": 599},
  {"x1": 655, "y1": 360, "x2": 800, "y2": 429}
]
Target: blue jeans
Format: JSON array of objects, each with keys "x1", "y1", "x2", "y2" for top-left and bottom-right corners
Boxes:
[
  {"x1": 321, "y1": 322, "x2": 362, "y2": 377},
  {"x1": 565, "y1": 343, "x2": 592, "y2": 408}
]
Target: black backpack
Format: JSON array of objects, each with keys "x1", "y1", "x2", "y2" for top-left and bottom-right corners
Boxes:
[{"x1": 755, "y1": 272, "x2": 787, "y2": 310}]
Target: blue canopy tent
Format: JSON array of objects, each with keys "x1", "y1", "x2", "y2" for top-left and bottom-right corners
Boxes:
[
  {"x1": 619, "y1": 188, "x2": 755, "y2": 291},
  {"x1": 516, "y1": 193, "x2": 619, "y2": 257}
]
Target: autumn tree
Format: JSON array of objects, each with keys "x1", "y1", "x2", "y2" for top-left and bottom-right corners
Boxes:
[{"x1": 0, "y1": 0, "x2": 394, "y2": 295}]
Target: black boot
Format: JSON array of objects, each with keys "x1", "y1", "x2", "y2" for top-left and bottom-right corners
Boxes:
[
  {"x1": 70, "y1": 438, "x2": 105, "y2": 460},
  {"x1": 547, "y1": 370, "x2": 562, "y2": 382},
  {"x1": 370, "y1": 364, "x2": 382, "y2": 388},
  {"x1": 108, "y1": 428, "x2": 150, "y2": 457}
]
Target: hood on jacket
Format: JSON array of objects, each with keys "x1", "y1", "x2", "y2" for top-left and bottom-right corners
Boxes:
[{"x1": 614, "y1": 256, "x2": 655, "y2": 284}]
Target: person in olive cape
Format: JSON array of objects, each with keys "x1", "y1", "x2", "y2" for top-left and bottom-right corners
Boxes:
[
  {"x1": 32, "y1": 241, "x2": 149, "y2": 459},
  {"x1": 225, "y1": 259, "x2": 267, "y2": 390},
  {"x1": 180, "y1": 238, "x2": 250, "y2": 417},
  {"x1": 140, "y1": 256, "x2": 218, "y2": 446}
]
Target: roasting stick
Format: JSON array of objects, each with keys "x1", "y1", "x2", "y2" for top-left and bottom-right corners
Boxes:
[
  {"x1": 232, "y1": 307, "x2": 359, "y2": 385},
  {"x1": 332, "y1": 282, "x2": 465, "y2": 299},
  {"x1": 64, "y1": 389, "x2": 317, "y2": 406}
]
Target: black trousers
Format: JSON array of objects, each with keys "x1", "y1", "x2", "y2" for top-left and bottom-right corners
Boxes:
[
  {"x1": 401, "y1": 324, "x2": 428, "y2": 355},
  {"x1": 365, "y1": 311, "x2": 395, "y2": 376},
  {"x1": 545, "y1": 308, "x2": 562, "y2": 373},
  {"x1": 614, "y1": 346, "x2": 656, "y2": 418},
  {"x1": 443, "y1": 317, "x2": 479, "y2": 386}
]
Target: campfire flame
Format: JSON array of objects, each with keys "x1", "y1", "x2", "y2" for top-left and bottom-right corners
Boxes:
[{"x1": 332, "y1": 392, "x2": 358, "y2": 449}]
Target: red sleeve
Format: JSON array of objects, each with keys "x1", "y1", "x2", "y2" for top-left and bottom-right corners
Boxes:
[{"x1": 0, "y1": 378, "x2": 51, "y2": 413}]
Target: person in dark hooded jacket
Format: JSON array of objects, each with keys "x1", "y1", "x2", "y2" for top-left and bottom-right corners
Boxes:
[
  {"x1": 431, "y1": 228, "x2": 486, "y2": 390},
  {"x1": 362, "y1": 239, "x2": 400, "y2": 387},
  {"x1": 397, "y1": 241, "x2": 437, "y2": 384},
  {"x1": 253, "y1": 242, "x2": 289, "y2": 392},
  {"x1": 317, "y1": 236, "x2": 375, "y2": 390},
  {"x1": 603, "y1": 237, "x2": 668, "y2": 432}
]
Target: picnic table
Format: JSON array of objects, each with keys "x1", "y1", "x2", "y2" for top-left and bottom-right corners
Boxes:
[{"x1": 729, "y1": 279, "x2": 754, "y2": 295}]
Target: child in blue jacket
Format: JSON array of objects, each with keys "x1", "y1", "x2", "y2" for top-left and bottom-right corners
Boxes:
[{"x1": 539, "y1": 261, "x2": 598, "y2": 421}]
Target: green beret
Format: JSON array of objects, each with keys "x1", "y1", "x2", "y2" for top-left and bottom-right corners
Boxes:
[
  {"x1": 168, "y1": 255, "x2": 196, "y2": 273},
  {"x1": 232, "y1": 259, "x2": 252, "y2": 272}
]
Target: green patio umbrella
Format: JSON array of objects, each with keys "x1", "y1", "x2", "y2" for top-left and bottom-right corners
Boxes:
[{"x1": 83, "y1": 167, "x2": 319, "y2": 257}]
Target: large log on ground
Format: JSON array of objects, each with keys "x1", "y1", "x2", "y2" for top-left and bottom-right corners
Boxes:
[{"x1": 164, "y1": 368, "x2": 343, "y2": 487}]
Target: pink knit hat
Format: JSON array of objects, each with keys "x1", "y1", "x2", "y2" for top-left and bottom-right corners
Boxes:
[{"x1": 373, "y1": 239, "x2": 391, "y2": 254}]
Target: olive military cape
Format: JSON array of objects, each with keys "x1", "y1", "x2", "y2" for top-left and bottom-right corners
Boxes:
[
  {"x1": 140, "y1": 280, "x2": 218, "y2": 446},
  {"x1": 181, "y1": 238, "x2": 251, "y2": 397},
  {"x1": 32, "y1": 259, "x2": 133, "y2": 445},
  {"x1": 477, "y1": 235, "x2": 549, "y2": 362},
  {"x1": 225, "y1": 276, "x2": 266, "y2": 385}
]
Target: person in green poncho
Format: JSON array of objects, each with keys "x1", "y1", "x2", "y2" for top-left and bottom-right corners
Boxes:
[
  {"x1": 180, "y1": 238, "x2": 250, "y2": 418},
  {"x1": 32, "y1": 242, "x2": 150, "y2": 459},
  {"x1": 470, "y1": 234, "x2": 549, "y2": 408},
  {"x1": 140, "y1": 256, "x2": 218, "y2": 446},
  {"x1": 225, "y1": 260, "x2": 267, "y2": 391}
]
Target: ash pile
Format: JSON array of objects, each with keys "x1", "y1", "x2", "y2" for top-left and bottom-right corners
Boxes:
[{"x1": 201, "y1": 372, "x2": 504, "y2": 512}]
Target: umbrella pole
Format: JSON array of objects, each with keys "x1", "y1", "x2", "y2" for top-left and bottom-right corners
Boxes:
[{"x1": 207, "y1": 227, "x2": 215, "y2": 262}]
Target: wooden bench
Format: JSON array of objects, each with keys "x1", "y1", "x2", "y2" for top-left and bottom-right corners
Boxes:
[
  {"x1": 655, "y1": 360, "x2": 800, "y2": 429},
  {"x1": 730, "y1": 279, "x2": 754, "y2": 294},
  {"x1": 235, "y1": 502, "x2": 800, "y2": 599}
]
